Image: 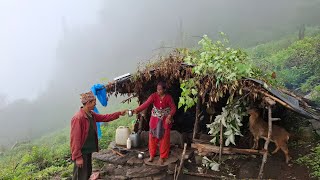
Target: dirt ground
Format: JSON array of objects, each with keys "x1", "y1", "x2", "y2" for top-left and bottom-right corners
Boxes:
[
  {"x1": 184, "y1": 141, "x2": 317, "y2": 180},
  {"x1": 92, "y1": 134, "x2": 318, "y2": 179},
  {"x1": 92, "y1": 142, "x2": 317, "y2": 180}
]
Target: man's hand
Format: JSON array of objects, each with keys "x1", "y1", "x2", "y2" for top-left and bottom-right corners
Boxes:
[
  {"x1": 76, "y1": 157, "x2": 84, "y2": 168},
  {"x1": 165, "y1": 115, "x2": 172, "y2": 124}
]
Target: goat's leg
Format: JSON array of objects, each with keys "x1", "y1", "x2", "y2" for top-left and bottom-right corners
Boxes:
[
  {"x1": 280, "y1": 144, "x2": 291, "y2": 164},
  {"x1": 272, "y1": 143, "x2": 280, "y2": 154},
  {"x1": 252, "y1": 136, "x2": 259, "y2": 149}
]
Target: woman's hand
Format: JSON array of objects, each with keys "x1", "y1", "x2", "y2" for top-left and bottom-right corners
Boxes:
[
  {"x1": 165, "y1": 115, "x2": 172, "y2": 124},
  {"x1": 132, "y1": 109, "x2": 138, "y2": 114},
  {"x1": 120, "y1": 110, "x2": 127, "y2": 116}
]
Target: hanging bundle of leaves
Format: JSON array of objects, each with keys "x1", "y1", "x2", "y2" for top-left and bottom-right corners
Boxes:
[{"x1": 207, "y1": 100, "x2": 247, "y2": 146}]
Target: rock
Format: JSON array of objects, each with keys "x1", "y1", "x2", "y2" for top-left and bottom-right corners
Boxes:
[
  {"x1": 309, "y1": 119, "x2": 320, "y2": 136},
  {"x1": 199, "y1": 134, "x2": 213, "y2": 141},
  {"x1": 113, "y1": 175, "x2": 128, "y2": 180},
  {"x1": 238, "y1": 161, "x2": 259, "y2": 178},
  {"x1": 299, "y1": 126, "x2": 315, "y2": 141},
  {"x1": 127, "y1": 156, "x2": 144, "y2": 165},
  {"x1": 114, "y1": 167, "x2": 127, "y2": 176},
  {"x1": 309, "y1": 119, "x2": 320, "y2": 129},
  {"x1": 132, "y1": 177, "x2": 152, "y2": 180},
  {"x1": 126, "y1": 166, "x2": 165, "y2": 178},
  {"x1": 167, "y1": 163, "x2": 177, "y2": 175},
  {"x1": 152, "y1": 173, "x2": 168, "y2": 180},
  {"x1": 144, "y1": 156, "x2": 178, "y2": 167},
  {"x1": 170, "y1": 130, "x2": 184, "y2": 148},
  {"x1": 92, "y1": 150, "x2": 133, "y2": 165},
  {"x1": 108, "y1": 141, "x2": 117, "y2": 149},
  {"x1": 194, "y1": 155, "x2": 203, "y2": 165},
  {"x1": 140, "y1": 130, "x2": 185, "y2": 148},
  {"x1": 102, "y1": 164, "x2": 116, "y2": 175},
  {"x1": 170, "y1": 147, "x2": 194, "y2": 160}
]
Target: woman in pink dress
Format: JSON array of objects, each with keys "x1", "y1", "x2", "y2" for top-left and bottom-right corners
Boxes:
[{"x1": 133, "y1": 82, "x2": 176, "y2": 165}]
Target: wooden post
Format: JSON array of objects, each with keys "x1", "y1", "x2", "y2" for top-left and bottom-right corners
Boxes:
[
  {"x1": 258, "y1": 97, "x2": 275, "y2": 179},
  {"x1": 175, "y1": 143, "x2": 187, "y2": 180},
  {"x1": 219, "y1": 121, "x2": 223, "y2": 163},
  {"x1": 193, "y1": 97, "x2": 201, "y2": 140}
]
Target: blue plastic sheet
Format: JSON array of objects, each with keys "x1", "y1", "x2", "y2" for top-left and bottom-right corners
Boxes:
[
  {"x1": 93, "y1": 106, "x2": 102, "y2": 139},
  {"x1": 91, "y1": 84, "x2": 108, "y2": 106},
  {"x1": 91, "y1": 84, "x2": 108, "y2": 140}
]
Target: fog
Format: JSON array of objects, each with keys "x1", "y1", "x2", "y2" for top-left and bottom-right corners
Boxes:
[{"x1": 1, "y1": 0, "x2": 320, "y2": 147}]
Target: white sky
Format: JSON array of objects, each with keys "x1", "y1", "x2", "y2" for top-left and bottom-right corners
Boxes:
[{"x1": 0, "y1": 0, "x2": 102, "y2": 102}]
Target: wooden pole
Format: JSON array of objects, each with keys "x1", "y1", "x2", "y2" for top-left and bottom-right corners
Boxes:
[
  {"x1": 219, "y1": 121, "x2": 223, "y2": 163},
  {"x1": 193, "y1": 97, "x2": 201, "y2": 140},
  {"x1": 175, "y1": 143, "x2": 187, "y2": 180},
  {"x1": 258, "y1": 104, "x2": 273, "y2": 179},
  {"x1": 173, "y1": 164, "x2": 178, "y2": 180}
]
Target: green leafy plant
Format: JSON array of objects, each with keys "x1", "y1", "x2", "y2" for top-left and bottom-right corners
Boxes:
[
  {"x1": 207, "y1": 100, "x2": 247, "y2": 146},
  {"x1": 179, "y1": 33, "x2": 253, "y2": 111},
  {"x1": 297, "y1": 144, "x2": 320, "y2": 178},
  {"x1": 202, "y1": 156, "x2": 220, "y2": 171}
]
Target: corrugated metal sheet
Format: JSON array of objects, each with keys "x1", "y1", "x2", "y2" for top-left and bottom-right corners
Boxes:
[{"x1": 247, "y1": 78, "x2": 320, "y2": 120}]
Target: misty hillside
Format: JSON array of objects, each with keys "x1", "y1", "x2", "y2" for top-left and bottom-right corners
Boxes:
[
  {"x1": 1, "y1": 0, "x2": 320, "y2": 150},
  {"x1": 1, "y1": 27, "x2": 320, "y2": 179}
]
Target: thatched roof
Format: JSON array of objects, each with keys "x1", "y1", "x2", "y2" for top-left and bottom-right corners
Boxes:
[{"x1": 105, "y1": 52, "x2": 320, "y2": 120}]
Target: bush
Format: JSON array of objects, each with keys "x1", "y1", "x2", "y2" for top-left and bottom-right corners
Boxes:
[{"x1": 297, "y1": 144, "x2": 320, "y2": 178}]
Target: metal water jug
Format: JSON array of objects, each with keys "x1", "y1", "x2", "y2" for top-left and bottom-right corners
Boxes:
[{"x1": 129, "y1": 132, "x2": 140, "y2": 148}]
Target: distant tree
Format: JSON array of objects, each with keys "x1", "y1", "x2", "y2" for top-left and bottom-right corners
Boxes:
[{"x1": 299, "y1": 24, "x2": 305, "y2": 40}]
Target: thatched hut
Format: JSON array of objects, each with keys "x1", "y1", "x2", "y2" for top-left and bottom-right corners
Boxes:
[
  {"x1": 104, "y1": 51, "x2": 320, "y2": 178},
  {"x1": 106, "y1": 52, "x2": 319, "y2": 132}
]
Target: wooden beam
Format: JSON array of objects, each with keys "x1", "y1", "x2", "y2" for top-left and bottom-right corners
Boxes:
[
  {"x1": 264, "y1": 97, "x2": 276, "y2": 106},
  {"x1": 243, "y1": 87, "x2": 294, "y2": 111},
  {"x1": 258, "y1": 90, "x2": 294, "y2": 110},
  {"x1": 191, "y1": 143, "x2": 265, "y2": 155},
  {"x1": 258, "y1": 105, "x2": 273, "y2": 179}
]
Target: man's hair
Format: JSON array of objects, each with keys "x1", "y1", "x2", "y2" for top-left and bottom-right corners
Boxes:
[{"x1": 82, "y1": 99, "x2": 95, "y2": 106}]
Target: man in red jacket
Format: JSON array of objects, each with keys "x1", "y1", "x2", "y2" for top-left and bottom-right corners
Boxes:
[{"x1": 70, "y1": 91, "x2": 126, "y2": 180}]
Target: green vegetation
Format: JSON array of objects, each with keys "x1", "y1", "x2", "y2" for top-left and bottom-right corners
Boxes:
[
  {"x1": 0, "y1": 128, "x2": 72, "y2": 180},
  {"x1": 297, "y1": 144, "x2": 320, "y2": 178},
  {"x1": 248, "y1": 26, "x2": 320, "y2": 104},
  {"x1": 179, "y1": 33, "x2": 253, "y2": 111}
]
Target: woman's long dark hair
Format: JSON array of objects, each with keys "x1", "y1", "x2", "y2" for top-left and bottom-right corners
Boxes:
[{"x1": 157, "y1": 81, "x2": 167, "y2": 90}]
